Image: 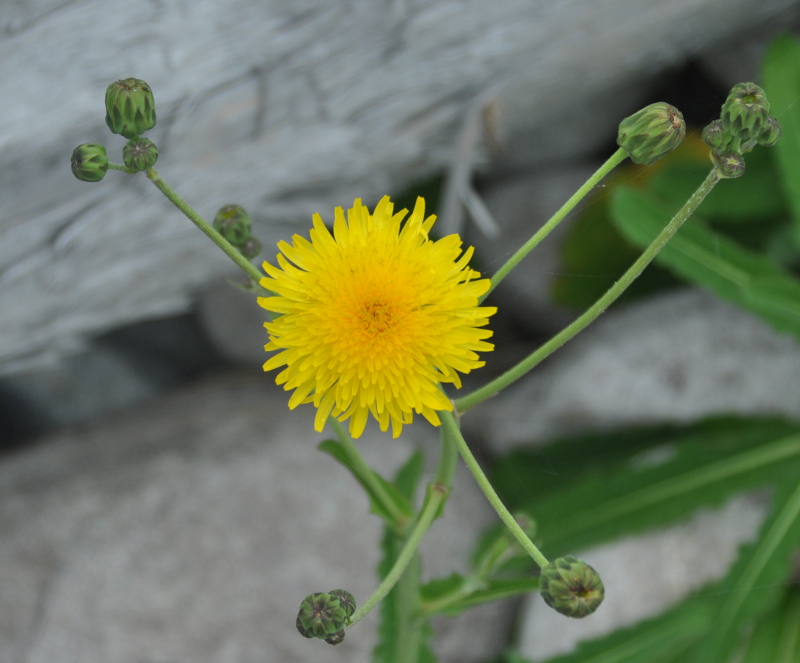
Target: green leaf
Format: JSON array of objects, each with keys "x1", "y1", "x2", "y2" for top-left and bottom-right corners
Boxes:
[
  {"x1": 688, "y1": 480, "x2": 800, "y2": 663},
  {"x1": 507, "y1": 419, "x2": 800, "y2": 557},
  {"x1": 318, "y1": 439, "x2": 415, "y2": 527},
  {"x1": 374, "y1": 452, "x2": 437, "y2": 663},
  {"x1": 740, "y1": 586, "x2": 800, "y2": 663},
  {"x1": 610, "y1": 186, "x2": 800, "y2": 340},
  {"x1": 763, "y1": 34, "x2": 800, "y2": 245},
  {"x1": 506, "y1": 596, "x2": 713, "y2": 663}
]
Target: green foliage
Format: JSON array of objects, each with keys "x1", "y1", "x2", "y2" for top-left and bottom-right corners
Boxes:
[
  {"x1": 763, "y1": 35, "x2": 800, "y2": 245},
  {"x1": 420, "y1": 573, "x2": 540, "y2": 617},
  {"x1": 374, "y1": 451, "x2": 437, "y2": 663},
  {"x1": 610, "y1": 186, "x2": 800, "y2": 341},
  {"x1": 492, "y1": 418, "x2": 800, "y2": 558},
  {"x1": 739, "y1": 586, "x2": 800, "y2": 663}
]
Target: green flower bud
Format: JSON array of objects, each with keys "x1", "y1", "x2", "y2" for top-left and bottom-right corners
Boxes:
[
  {"x1": 240, "y1": 236, "x2": 262, "y2": 260},
  {"x1": 701, "y1": 120, "x2": 731, "y2": 151},
  {"x1": 617, "y1": 102, "x2": 686, "y2": 165},
  {"x1": 122, "y1": 137, "x2": 159, "y2": 172},
  {"x1": 540, "y1": 556, "x2": 604, "y2": 618},
  {"x1": 757, "y1": 116, "x2": 782, "y2": 147},
  {"x1": 105, "y1": 78, "x2": 156, "y2": 139},
  {"x1": 328, "y1": 589, "x2": 356, "y2": 620},
  {"x1": 70, "y1": 143, "x2": 109, "y2": 183},
  {"x1": 295, "y1": 590, "x2": 355, "y2": 643},
  {"x1": 710, "y1": 149, "x2": 746, "y2": 179},
  {"x1": 720, "y1": 82, "x2": 770, "y2": 141},
  {"x1": 213, "y1": 204, "x2": 252, "y2": 247}
]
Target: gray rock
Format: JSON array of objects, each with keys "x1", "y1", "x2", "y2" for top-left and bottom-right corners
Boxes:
[
  {"x1": 0, "y1": 370, "x2": 512, "y2": 663},
  {"x1": 468, "y1": 288, "x2": 800, "y2": 451},
  {"x1": 3, "y1": 0, "x2": 796, "y2": 375}
]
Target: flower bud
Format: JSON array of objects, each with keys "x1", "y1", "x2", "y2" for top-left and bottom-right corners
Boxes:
[
  {"x1": 617, "y1": 102, "x2": 686, "y2": 165},
  {"x1": 70, "y1": 143, "x2": 108, "y2": 182},
  {"x1": 757, "y1": 117, "x2": 782, "y2": 147},
  {"x1": 710, "y1": 149, "x2": 746, "y2": 179},
  {"x1": 701, "y1": 120, "x2": 731, "y2": 151},
  {"x1": 720, "y1": 82, "x2": 770, "y2": 141},
  {"x1": 240, "y1": 236, "x2": 262, "y2": 260},
  {"x1": 213, "y1": 204, "x2": 252, "y2": 247},
  {"x1": 105, "y1": 78, "x2": 156, "y2": 139},
  {"x1": 122, "y1": 137, "x2": 159, "y2": 172},
  {"x1": 540, "y1": 556, "x2": 604, "y2": 618},
  {"x1": 295, "y1": 590, "x2": 355, "y2": 644}
]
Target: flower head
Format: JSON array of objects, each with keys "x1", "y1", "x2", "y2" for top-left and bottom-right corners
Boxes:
[{"x1": 258, "y1": 196, "x2": 496, "y2": 438}]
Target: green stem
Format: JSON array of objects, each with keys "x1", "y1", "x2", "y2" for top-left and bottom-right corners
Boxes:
[
  {"x1": 441, "y1": 411, "x2": 550, "y2": 569},
  {"x1": 107, "y1": 162, "x2": 138, "y2": 174},
  {"x1": 457, "y1": 167, "x2": 720, "y2": 413},
  {"x1": 348, "y1": 483, "x2": 449, "y2": 627},
  {"x1": 481, "y1": 147, "x2": 628, "y2": 303},
  {"x1": 145, "y1": 167, "x2": 264, "y2": 284},
  {"x1": 328, "y1": 417, "x2": 410, "y2": 531}
]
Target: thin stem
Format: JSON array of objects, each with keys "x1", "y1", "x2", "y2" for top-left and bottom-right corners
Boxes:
[
  {"x1": 481, "y1": 147, "x2": 628, "y2": 303},
  {"x1": 457, "y1": 167, "x2": 720, "y2": 413},
  {"x1": 348, "y1": 483, "x2": 449, "y2": 627},
  {"x1": 107, "y1": 162, "x2": 138, "y2": 174},
  {"x1": 145, "y1": 167, "x2": 264, "y2": 284},
  {"x1": 328, "y1": 417, "x2": 410, "y2": 531},
  {"x1": 441, "y1": 411, "x2": 550, "y2": 569}
]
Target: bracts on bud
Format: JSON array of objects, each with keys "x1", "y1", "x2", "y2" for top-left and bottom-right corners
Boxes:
[
  {"x1": 296, "y1": 589, "x2": 356, "y2": 645},
  {"x1": 617, "y1": 102, "x2": 686, "y2": 166},
  {"x1": 105, "y1": 78, "x2": 156, "y2": 139},
  {"x1": 539, "y1": 556, "x2": 604, "y2": 618},
  {"x1": 213, "y1": 204, "x2": 252, "y2": 248},
  {"x1": 123, "y1": 137, "x2": 159, "y2": 172},
  {"x1": 71, "y1": 143, "x2": 109, "y2": 182}
]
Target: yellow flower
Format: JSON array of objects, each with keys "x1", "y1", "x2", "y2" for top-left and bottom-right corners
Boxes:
[{"x1": 258, "y1": 196, "x2": 496, "y2": 439}]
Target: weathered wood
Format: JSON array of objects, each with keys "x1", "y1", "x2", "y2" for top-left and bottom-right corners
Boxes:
[{"x1": 1, "y1": 0, "x2": 795, "y2": 374}]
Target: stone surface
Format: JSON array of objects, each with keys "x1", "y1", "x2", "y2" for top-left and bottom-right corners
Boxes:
[
  {"x1": 0, "y1": 370, "x2": 511, "y2": 663},
  {"x1": 2, "y1": 0, "x2": 797, "y2": 375},
  {"x1": 467, "y1": 288, "x2": 800, "y2": 451}
]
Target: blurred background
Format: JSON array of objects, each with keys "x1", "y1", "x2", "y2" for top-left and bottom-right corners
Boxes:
[{"x1": 2, "y1": 1, "x2": 800, "y2": 662}]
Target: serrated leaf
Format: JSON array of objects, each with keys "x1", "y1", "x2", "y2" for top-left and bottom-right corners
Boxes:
[
  {"x1": 318, "y1": 439, "x2": 415, "y2": 527},
  {"x1": 688, "y1": 480, "x2": 800, "y2": 663},
  {"x1": 610, "y1": 186, "x2": 800, "y2": 340},
  {"x1": 763, "y1": 34, "x2": 800, "y2": 245},
  {"x1": 516, "y1": 419, "x2": 800, "y2": 557},
  {"x1": 507, "y1": 596, "x2": 713, "y2": 663}
]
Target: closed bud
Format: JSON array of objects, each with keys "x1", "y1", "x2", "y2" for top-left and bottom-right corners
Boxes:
[
  {"x1": 295, "y1": 590, "x2": 356, "y2": 644},
  {"x1": 720, "y1": 82, "x2": 770, "y2": 141},
  {"x1": 540, "y1": 556, "x2": 604, "y2": 618},
  {"x1": 617, "y1": 102, "x2": 686, "y2": 165},
  {"x1": 70, "y1": 143, "x2": 108, "y2": 182},
  {"x1": 122, "y1": 137, "x2": 159, "y2": 172},
  {"x1": 701, "y1": 120, "x2": 731, "y2": 151},
  {"x1": 240, "y1": 236, "x2": 262, "y2": 260},
  {"x1": 105, "y1": 78, "x2": 156, "y2": 139},
  {"x1": 214, "y1": 204, "x2": 252, "y2": 247},
  {"x1": 710, "y1": 149, "x2": 746, "y2": 179},
  {"x1": 757, "y1": 117, "x2": 782, "y2": 147}
]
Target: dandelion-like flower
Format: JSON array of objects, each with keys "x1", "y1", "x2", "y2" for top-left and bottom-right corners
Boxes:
[{"x1": 258, "y1": 196, "x2": 496, "y2": 438}]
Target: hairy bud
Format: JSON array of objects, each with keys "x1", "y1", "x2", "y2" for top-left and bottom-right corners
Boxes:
[
  {"x1": 757, "y1": 117, "x2": 782, "y2": 147},
  {"x1": 296, "y1": 590, "x2": 356, "y2": 645},
  {"x1": 720, "y1": 82, "x2": 770, "y2": 141},
  {"x1": 710, "y1": 149, "x2": 746, "y2": 179}
]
